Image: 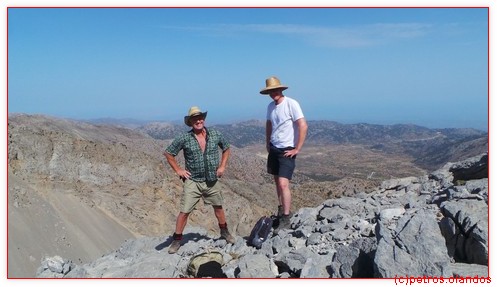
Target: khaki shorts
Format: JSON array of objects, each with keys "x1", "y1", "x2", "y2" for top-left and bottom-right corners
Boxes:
[{"x1": 180, "y1": 179, "x2": 224, "y2": 213}]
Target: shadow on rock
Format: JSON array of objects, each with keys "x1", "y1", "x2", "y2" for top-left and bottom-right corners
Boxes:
[{"x1": 155, "y1": 232, "x2": 212, "y2": 251}]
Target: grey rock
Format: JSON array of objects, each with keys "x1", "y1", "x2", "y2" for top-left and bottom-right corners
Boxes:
[
  {"x1": 275, "y1": 247, "x2": 319, "y2": 277},
  {"x1": 331, "y1": 244, "x2": 360, "y2": 278},
  {"x1": 449, "y1": 262, "x2": 489, "y2": 278},
  {"x1": 381, "y1": 177, "x2": 419, "y2": 191},
  {"x1": 236, "y1": 254, "x2": 277, "y2": 278},
  {"x1": 374, "y1": 209, "x2": 453, "y2": 278},
  {"x1": 449, "y1": 153, "x2": 488, "y2": 182},
  {"x1": 34, "y1": 152, "x2": 488, "y2": 279},
  {"x1": 440, "y1": 199, "x2": 488, "y2": 265},
  {"x1": 300, "y1": 255, "x2": 334, "y2": 278},
  {"x1": 379, "y1": 207, "x2": 405, "y2": 222},
  {"x1": 306, "y1": 233, "x2": 323, "y2": 246}
]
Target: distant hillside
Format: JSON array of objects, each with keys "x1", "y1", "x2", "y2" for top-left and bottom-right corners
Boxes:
[{"x1": 139, "y1": 120, "x2": 488, "y2": 171}]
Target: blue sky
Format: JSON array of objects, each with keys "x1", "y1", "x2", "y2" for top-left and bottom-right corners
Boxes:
[{"x1": 8, "y1": 7, "x2": 488, "y2": 130}]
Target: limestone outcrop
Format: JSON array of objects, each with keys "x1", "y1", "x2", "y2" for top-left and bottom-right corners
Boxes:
[{"x1": 37, "y1": 153, "x2": 488, "y2": 278}]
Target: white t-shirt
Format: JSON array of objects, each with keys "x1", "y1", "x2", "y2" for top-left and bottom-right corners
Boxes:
[{"x1": 266, "y1": 96, "x2": 305, "y2": 148}]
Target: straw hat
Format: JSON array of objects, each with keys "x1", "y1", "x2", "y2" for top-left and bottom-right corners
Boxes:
[
  {"x1": 184, "y1": 106, "x2": 208, "y2": 126},
  {"x1": 260, "y1": 76, "x2": 288, "y2": 95}
]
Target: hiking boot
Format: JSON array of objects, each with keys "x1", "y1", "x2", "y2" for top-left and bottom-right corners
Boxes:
[
  {"x1": 220, "y1": 228, "x2": 235, "y2": 244},
  {"x1": 168, "y1": 239, "x2": 181, "y2": 254},
  {"x1": 273, "y1": 214, "x2": 292, "y2": 235}
]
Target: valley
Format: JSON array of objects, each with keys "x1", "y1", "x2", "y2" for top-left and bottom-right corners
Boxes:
[{"x1": 7, "y1": 114, "x2": 488, "y2": 277}]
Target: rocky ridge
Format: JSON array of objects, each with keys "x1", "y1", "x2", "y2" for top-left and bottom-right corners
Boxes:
[
  {"x1": 37, "y1": 153, "x2": 489, "y2": 278},
  {"x1": 7, "y1": 114, "x2": 293, "y2": 277}
]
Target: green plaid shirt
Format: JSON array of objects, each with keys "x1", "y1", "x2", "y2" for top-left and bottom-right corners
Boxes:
[{"x1": 165, "y1": 127, "x2": 230, "y2": 182}]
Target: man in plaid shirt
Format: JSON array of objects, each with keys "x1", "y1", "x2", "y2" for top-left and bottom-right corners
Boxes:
[{"x1": 164, "y1": 106, "x2": 235, "y2": 254}]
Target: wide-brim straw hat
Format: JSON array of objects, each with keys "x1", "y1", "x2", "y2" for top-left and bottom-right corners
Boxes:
[
  {"x1": 184, "y1": 106, "x2": 208, "y2": 126},
  {"x1": 260, "y1": 76, "x2": 288, "y2": 95}
]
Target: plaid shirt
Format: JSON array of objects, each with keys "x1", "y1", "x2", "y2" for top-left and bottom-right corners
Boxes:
[{"x1": 165, "y1": 127, "x2": 230, "y2": 182}]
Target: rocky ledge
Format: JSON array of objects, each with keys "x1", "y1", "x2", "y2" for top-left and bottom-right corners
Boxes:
[{"x1": 37, "y1": 153, "x2": 488, "y2": 278}]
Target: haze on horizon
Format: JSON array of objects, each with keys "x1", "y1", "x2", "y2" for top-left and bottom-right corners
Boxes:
[{"x1": 8, "y1": 8, "x2": 488, "y2": 131}]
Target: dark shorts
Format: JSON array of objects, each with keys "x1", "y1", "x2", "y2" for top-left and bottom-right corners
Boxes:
[{"x1": 267, "y1": 144, "x2": 296, "y2": 180}]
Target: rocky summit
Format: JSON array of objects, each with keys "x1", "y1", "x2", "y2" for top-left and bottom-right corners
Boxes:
[{"x1": 37, "y1": 153, "x2": 488, "y2": 278}]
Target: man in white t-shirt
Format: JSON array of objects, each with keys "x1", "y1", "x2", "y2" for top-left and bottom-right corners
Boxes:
[{"x1": 260, "y1": 76, "x2": 308, "y2": 233}]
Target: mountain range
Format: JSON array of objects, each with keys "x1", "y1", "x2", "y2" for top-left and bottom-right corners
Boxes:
[
  {"x1": 137, "y1": 119, "x2": 487, "y2": 171},
  {"x1": 7, "y1": 113, "x2": 488, "y2": 277}
]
